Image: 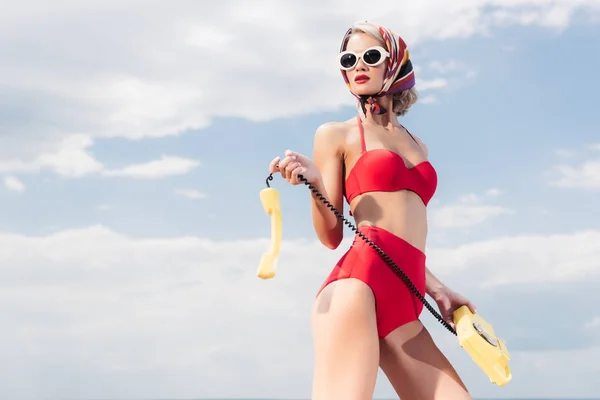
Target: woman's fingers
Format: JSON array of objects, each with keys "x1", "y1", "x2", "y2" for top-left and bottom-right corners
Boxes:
[
  {"x1": 269, "y1": 150, "x2": 307, "y2": 185},
  {"x1": 290, "y1": 163, "x2": 305, "y2": 184},
  {"x1": 269, "y1": 156, "x2": 281, "y2": 173},
  {"x1": 283, "y1": 160, "x2": 299, "y2": 180}
]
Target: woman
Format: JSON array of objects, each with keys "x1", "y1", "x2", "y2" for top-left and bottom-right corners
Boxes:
[{"x1": 269, "y1": 21, "x2": 476, "y2": 400}]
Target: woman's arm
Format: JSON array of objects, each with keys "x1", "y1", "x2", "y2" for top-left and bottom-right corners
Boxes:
[
  {"x1": 310, "y1": 122, "x2": 346, "y2": 250},
  {"x1": 425, "y1": 267, "x2": 446, "y2": 300}
]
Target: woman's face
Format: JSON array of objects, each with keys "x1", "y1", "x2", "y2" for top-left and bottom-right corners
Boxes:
[{"x1": 341, "y1": 32, "x2": 387, "y2": 96}]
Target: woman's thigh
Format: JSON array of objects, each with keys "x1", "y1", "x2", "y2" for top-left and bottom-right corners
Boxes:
[
  {"x1": 311, "y1": 278, "x2": 380, "y2": 400},
  {"x1": 379, "y1": 320, "x2": 472, "y2": 400}
]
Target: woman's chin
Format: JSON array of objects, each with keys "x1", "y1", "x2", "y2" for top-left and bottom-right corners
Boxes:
[{"x1": 350, "y1": 83, "x2": 379, "y2": 96}]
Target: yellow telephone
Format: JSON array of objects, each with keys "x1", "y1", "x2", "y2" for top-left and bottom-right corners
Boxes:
[
  {"x1": 257, "y1": 184, "x2": 282, "y2": 279},
  {"x1": 453, "y1": 306, "x2": 512, "y2": 386}
]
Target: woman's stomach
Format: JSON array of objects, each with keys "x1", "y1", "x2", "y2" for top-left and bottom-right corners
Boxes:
[{"x1": 349, "y1": 190, "x2": 428, "y2": 252}]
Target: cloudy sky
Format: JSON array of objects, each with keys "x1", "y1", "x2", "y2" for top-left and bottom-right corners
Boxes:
[{"x1": 1, "y1": 0, "x2": 600, "y2": 399}]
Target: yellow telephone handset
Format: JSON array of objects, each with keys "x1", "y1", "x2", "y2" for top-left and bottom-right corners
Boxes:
[
  {"x1": 257, "y1": 184, "x2": 282, "y2": 280},
  {"x1": 453, "y1": 306, "x2": 512, "y2": 386}
]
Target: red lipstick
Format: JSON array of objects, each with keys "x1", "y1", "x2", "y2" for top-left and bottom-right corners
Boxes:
[{"x1": 354, "y1": 74, "x2": 370, "y2": 83}]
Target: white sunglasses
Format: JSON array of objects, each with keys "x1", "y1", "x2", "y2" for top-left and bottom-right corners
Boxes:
[{"x1": 337, "y1": 46, "x2": 390, "y2": 70}]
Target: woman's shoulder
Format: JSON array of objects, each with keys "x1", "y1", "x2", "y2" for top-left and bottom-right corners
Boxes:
[
  {"x1": 311, "y1": 119, "x2": 355, "y2": 157},
  {"x1": 314, "y1": 118, "x2": 356, "y2": 143}
]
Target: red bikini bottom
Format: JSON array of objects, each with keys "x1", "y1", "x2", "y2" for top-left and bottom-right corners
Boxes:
[{"x1": 317, "y1": 225, "x2": 426, "y2": 338}]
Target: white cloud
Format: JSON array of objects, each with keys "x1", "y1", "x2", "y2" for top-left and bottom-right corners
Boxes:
[
  {"x1": 548, "y1": 143, "x2": 600, "y2": 190},
  {"x1": 485, "y1": 188, "x2": 502, "y2": 197},
  {"x1": 429, "y1": 190, "x2": 512, "y2": 229},
  {"x1": 1, "y1": 0, "x2": 599, "y2": 167},
  {"x1": 428, "y1": 60, "x2": 465, "y2": 74},
  {"x1": 419, "y1": 95, "x2": 439, "y2": 104},
  {"x1": 428, "y1": 229, "x2": 600, "y2": 287},
  {"x1": 0, "y1": 224, "x2": 599, "y2": 399},
  {"x1": 0, "y1": 134, "x2": 198, "y2": 179},
  {"x1": 550, "y1": 159, "x2": 600, "y2": 190},
  {"x1": 589, "y1": 143, "x2": 600, "y2": 151},
  {"x1": 175, "y1": 189, "x2": 206, "y2": 199},
  {"x1": 489, "y1": 2, "x2": 580, "y2": 30},
  {"x1": 426, "y1": 59, "x2": 477, "y2": 83},
  {"x1": 0, "y1": 135, "x2": 103, "y2": 178},
  {"x1": 3, "y1": 176, "x2": 25, "y2": 193},
  {"x1": 430, "y1": 204, "x2": 511, "y2": 229},
  {"x1": 417, "y1": 78, "x2": 448, "y2": 91},
  {"x1": 102, "y1": 155, "x2": 199, "y2": 179},
  {"x1": 554, "y1": 148, "x2": 576, "y2": 158},
  {"x1": 504, "y1": 345, "x2": 600, "y2": 395},
  {"x1": 585, "y1": 316, "x2": 600, "y2": 330}
]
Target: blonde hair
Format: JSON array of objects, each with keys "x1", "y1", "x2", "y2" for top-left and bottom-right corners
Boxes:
[
  {"x1": 391, "y1": 87, "x2": 419, "y2": 116},
  {"x1": 349, "y1": 22, "x2": 419, "y2": 116}
]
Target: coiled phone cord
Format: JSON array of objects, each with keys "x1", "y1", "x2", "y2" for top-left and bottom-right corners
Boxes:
[{"x1": 266, "y1": 173, "x2": 457, "y2": 335}]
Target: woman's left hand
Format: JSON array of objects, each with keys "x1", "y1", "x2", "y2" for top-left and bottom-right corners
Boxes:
[{"x1": 432, "y1": 287, "x2": 477, "y2": 330}]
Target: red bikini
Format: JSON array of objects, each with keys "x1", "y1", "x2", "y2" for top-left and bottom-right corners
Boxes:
[
  {"x1": 345, "y1": 115, "x2": 437, "y2": 206},
  {"x1": 317, "y1": 115, "x2": 438, "y2": 338}
]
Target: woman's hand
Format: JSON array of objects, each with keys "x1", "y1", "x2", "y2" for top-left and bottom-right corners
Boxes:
[
  {"x1": 432, "y1": 287, "x2": 477, "y2": 330},
  {"x1": 269, "y1": 149, "x2": 322, "y2": 185}
]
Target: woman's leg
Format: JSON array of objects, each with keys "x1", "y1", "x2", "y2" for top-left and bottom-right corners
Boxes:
[
  {"x1": 311, "y1": 278, "x2": 380, "y2": 400},
  {"x1": 379, "y1": 320, "x2": 472, "y2": 400}
]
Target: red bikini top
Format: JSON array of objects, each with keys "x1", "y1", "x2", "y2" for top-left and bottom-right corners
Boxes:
[{"x1": 344, "y1": 115, "x2": 438, "y2": 207}]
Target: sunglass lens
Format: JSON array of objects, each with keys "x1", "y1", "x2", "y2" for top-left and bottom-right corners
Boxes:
[
  {"x1": 340, "y1": 53, "x2": 357, "y2": 69},
  {"x1": 363, "y1": 49, "x2": 382, "y2": 65}
]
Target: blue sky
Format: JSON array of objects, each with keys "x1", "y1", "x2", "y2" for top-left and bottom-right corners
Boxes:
[{"x1": 1, "y1": 1, "x2": 600, "y2": 399}]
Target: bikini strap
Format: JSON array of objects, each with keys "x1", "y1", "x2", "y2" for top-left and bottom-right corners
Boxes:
[
  {"x1": 356, "y1": 115, "x2": 367, "y2": 153},
  {"x1": 401, "y1": 123, "x2": 422, "y2": 150}
]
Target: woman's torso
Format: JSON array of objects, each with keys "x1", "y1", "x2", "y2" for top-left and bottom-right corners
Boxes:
[{"x1": 340, "y1": 116, "x2": 437, "y2": 252}]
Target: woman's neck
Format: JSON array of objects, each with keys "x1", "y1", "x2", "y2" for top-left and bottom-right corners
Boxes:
[{"x1": 359, "y1": 96, "x2": 400, "y2": 130}]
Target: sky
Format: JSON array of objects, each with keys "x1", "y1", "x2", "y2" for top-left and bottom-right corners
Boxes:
[{"x1": 1, "y1": 0, "x2": 600, "y2": 399}]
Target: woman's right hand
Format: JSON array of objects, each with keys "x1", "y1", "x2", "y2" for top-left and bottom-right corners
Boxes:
[{"x1": 269, "y1": 149, "x2": 322, "y2": 186}]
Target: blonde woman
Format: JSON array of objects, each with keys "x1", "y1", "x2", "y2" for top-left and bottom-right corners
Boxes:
[{"x1": 270, "y1": 21, "x2": 475, "y2": 400}]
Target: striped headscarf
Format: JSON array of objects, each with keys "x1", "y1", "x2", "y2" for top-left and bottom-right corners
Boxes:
[{"x1": 340, "y1": 21, "x2": 415, "y2": 115}]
